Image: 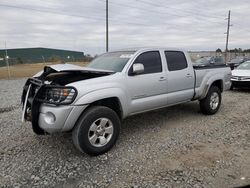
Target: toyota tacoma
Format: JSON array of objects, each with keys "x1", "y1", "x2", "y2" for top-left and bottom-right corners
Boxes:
[{"x1": 21, "y1": 48, "x2": 231, "y2": 155}]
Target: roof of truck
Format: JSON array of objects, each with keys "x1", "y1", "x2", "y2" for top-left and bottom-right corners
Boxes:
[{"x1": 111, "y1": 47, "x2": 186, "y2": 52}]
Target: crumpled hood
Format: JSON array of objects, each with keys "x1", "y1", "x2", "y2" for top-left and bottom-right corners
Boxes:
[
  {"x1": 33, "y1": 63, "x2": 114, "y2": 78},
  {"x1": 46, "y1": 63, "x2": 114, "y2": 73},
  {"x1": 48, "y1": 64, "x2": 85, "y2": 71},
  {"x1": 232, "y1": 69, "x2": 250, "y2": 77}
]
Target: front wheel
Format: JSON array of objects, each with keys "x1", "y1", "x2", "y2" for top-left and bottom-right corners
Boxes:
[
  {"x1": 72, "y1": 106, "x2": 121, "y2": 156},
  {"x1": 200, "y1": 86, "x2": 222, "y2": 115}
]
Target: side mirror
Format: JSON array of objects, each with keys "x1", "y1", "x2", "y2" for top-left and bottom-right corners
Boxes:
[{"x1": 132, "y1": 63, "x2": 144, "y2": 75}]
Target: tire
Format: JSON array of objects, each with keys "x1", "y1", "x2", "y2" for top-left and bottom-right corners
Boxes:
[
  {"x1": 200, "y1": 86, "x2": 222, "y2": 115},
  {"x1": 72, "y1": 106, "x2": 121, "y2": 156}
]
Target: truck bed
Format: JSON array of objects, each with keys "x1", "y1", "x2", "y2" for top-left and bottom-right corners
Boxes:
[{"x1": 193, "y1": 64, "x2": 231, "y2": 100}]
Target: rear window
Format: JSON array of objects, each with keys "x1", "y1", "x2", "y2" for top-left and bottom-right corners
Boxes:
[{"x1": 165, "y1": 51, "x2": 188, "y2": 71}]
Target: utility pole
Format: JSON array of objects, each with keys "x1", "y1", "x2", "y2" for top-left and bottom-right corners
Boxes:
[
  {"x1": 5, "y1": 41, "x2": 11, "y2": 79},
  {"x1": 225, "y1": 10, "x2": 232, "y2": 63},
  {"x1": 106, "y1": 0, "x2": 109, "y2": 52}
]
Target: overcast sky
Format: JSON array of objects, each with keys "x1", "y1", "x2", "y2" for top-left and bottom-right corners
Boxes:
[{"x1": 0, "y1": 0, "x2": 249, "y2": 55}]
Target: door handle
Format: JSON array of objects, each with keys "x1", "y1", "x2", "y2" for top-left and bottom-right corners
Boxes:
[
  {"x1": 159, "y1": 77, "x2": 166, "y2": 81},
  {"x1": 186, "y1": 73, "x2": 192, "y2": 78}
]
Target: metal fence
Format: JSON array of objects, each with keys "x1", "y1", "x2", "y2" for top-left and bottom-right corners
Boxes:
[{"x1": 0, "y1": 59, "x2": 89, "y2": 79}]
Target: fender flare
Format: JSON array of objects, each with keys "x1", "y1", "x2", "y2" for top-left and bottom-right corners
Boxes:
[
  {"x1": 200, "y1": 76, "x2": 223, "y2": 99},
  {"x1": 74, "y1": 88, "x2": 129, "y2": 118}
]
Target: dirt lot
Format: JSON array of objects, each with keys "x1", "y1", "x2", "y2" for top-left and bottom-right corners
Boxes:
[
  {"x1": 0, "y1": 79, "x2": 249, "y2": 188},
  {"x1": 0, "y1": 62, "x2": 89, "y2": 79}
]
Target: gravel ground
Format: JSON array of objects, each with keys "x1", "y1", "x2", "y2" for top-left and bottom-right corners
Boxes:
[{"x1": 0, "y1": 78, "x2": 250, "y2": 188}]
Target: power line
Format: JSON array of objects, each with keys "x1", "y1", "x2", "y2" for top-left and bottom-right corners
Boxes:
[
  {"x1": 0, "y1": 2, "x2": 224, "y2": 34},
  {"x1": 97, "y1": 0, "x2": 225, "y2": 28},
  {"x1": 0, "y1": 1, "x2": 229, "y2": 30},
  {"x1": 135, "y1": 0, "x2": 225, "y2": 25},
  {"x1": 0, "y1": 3, "x2": 105, "y2": 21},
  {"x1": 136, "y1": 0, "x2": 223, "y2": 19},
  {"x1": 137, "y1": 0, "x2": 225, "y2": 23},
  {"x1": 97, "y1": 0, "x2": 184, "y2": 18},
  {"x1": 0, "y1": 3, "x2": 164, "y2": 27},
  {"x1": 0, "y1": 3, "x2": 143, "y2": 26}
]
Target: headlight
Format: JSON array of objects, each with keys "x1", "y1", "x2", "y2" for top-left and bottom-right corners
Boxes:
[{"x1": 37, "y1": 86, "x2": 77, "y2": 105}]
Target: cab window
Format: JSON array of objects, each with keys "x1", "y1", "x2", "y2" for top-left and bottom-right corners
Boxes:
[
  {"x1": 129, "y1": 51, "x2": 162, "y2": 75},
  {"x1": 165, "y1": 51, "x2": 188, "y2": 71}
]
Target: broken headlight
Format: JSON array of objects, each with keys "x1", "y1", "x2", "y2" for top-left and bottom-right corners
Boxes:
[{"x1": 38, "y1": 86, "x2": 77, "y2": 105}]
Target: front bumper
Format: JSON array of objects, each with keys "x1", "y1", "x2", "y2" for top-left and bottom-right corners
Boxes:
[
  {"x1": 38, "y1": 104, "x2": 87, "y2": 134},
  {"x1": 231, "y1": 80, "x2": 250, "y2": 88},
  {"x1": 21, "y1": 78, "x2": 87, "y2": 134},
  {"x1": 224, "y1": 80, "x2": 232, "y2": 91}
]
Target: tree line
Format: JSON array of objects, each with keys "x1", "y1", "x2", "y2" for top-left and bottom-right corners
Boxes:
[{"x1": 216, "y1": 48, "x2": 250, "y2": 53}]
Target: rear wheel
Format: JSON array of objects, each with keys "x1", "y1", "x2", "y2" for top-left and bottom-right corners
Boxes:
[
  {"x1": 200, "y1": 86, "x2": 221, "y2": 115},
  {"x1": 72, "y1": 106, "x2": 120, "y2": 156}
]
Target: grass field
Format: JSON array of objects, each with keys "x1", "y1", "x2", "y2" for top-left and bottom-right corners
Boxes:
[{"x1": 0, "y1": 62, "x2": 89, "y2": 79}]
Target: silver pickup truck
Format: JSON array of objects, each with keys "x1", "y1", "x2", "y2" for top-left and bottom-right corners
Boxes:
[{"x1": 21, "y1": 48, "x2": 231, "y2": 155}]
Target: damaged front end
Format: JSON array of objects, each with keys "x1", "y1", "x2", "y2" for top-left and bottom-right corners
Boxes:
[
  {"x1": 21, "y1": 78, "x2": 47, "y2": 134},
  {"x1": 21, "y1": 64, "x2": 114, "y2": 135}
]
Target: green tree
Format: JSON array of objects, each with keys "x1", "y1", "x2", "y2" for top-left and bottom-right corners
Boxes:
[{"x1": 216, "y1": 48, "x2": 222, "y2": 53}]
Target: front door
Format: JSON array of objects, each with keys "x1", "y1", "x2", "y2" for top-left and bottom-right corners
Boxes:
[{"x1": 126, "y1": 51, "x2": 167, "y2": 114}]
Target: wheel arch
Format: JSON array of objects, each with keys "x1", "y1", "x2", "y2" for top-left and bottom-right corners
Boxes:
[
  {"x1": 88, "y1": 97, "x2": 123, "y2": 119},
  {"x1": 74, "y1": 88, "x2": 128, "y2": 119},
  {"x1": 200, "y1": 79, "x2": 223, "y2": 100},
  {"x1": 210, "y1": 79, "x2": 223, "y2": 92}
]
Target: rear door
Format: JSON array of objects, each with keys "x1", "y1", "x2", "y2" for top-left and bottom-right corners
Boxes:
[
  {"x1": 126, "y1": 51, "x2": 167, "y2": 114},
  {"x1": 164, "y1": 51, "x2": 195, "y2": 105}
]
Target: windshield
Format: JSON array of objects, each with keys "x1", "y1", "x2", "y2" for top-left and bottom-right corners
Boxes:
[
  {"x1": 237, "y1": 61, "x2": 250, "y2": 70},
  {"x1": 194, "y1": 57, "x2": 211, "y2": 64},
  {"x1": 88, "y1": 51, "x2": 135, "y2": 72}
]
